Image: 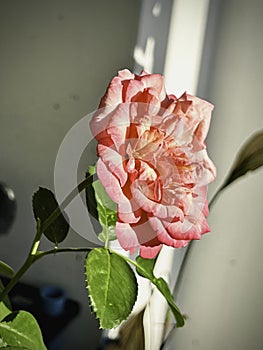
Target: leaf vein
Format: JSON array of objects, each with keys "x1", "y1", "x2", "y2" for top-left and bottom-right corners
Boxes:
[
  {"x1": 101, "y1": 250, "x2": 111, "y2": 324},
  {"x1": 0, "y1": 323, "x2": 34, "y2": 345}
]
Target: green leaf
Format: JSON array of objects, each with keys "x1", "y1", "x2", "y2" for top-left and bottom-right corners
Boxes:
[
  {"x1": 136, "y1": 256, "x2": 185, "y2": 327},
  {"x1": 98, "y1": 225, "x2": 117, "y2": 244},
  {"x1": 135, "y1": 256, "x2": 156, "y2": 280},
  {"x1": 0, "y1": 311, "x2": 47, "y2": 349},
  {"x1": 92, "y1": 180, "x2": 117, "y2": 243},
  {"x1": 0, "y1": 261, "x2": 15, "y2": 279},
  {"x1": 0, "y1": 280, "x2": 12, "y2": 322},
  {"x1": 32, "y1": 187, "x2": 69, "y2": 244},
  {"x1": 210, "y1": 130, "x2": 263, "y2": 207},
  {"x1": 85, "y1": 248, "x2": 138, "y2": 329},
  {"x1": 0, "y1": 346, "x2": 28, "y2": 349},
  {"x1": 87, "y1": 164, "x2": 96, "y2": 176},
  {"x1": 92, "y1": 180, "x2": 117, "y2": 213},
  {"x1": 223, "y1": 130, "x2": 263, "y2": 186}
]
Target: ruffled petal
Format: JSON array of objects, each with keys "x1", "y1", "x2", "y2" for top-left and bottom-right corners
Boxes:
[
  {"x1": 139, "y1": 73, "x2": 166, "y2": 101},
  {"x1": 124, "y1": 79, "x2": 145, "y2": 102},
  {"x1": 118, "y1": 69, "x2": 135, "y2": 80},
  {"x1": 133, "y1": 219, "x2": 162, "y2": 258},
  {"x1": 140, "y1": 244, "x2": 162, "y2": 259},
  {"x1": 92, "y1": 70, "x2": 216, "y2": 257},
  {"x1": 116, "y1": 221, "x2": 139, "y2": 255},
  {"x1": 107, "y1": 103, "x2": 131, "y2": 151},
  {"x1": 148, "y1": 216, "x2": 189, "y2": 248},
  {"x1": 99, "y1": 76, "x2": 123, "y2": 108},
  {"x1": 131, "y1": 181, "x2": 184, "y2": 221}
]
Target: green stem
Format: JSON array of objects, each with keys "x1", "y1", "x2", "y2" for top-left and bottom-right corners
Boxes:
[
  {"x1": 104, "y1": 234, "x2": 109, "y2": 250},
  {"x1": 0, "y1": 247, "x2": 92, "y2": 301},
  {"x1": 34, "y1": 247, "x2": 92, "y2": 261},
  {"x1": 0, "y1": 176, "x2": 93, "y2": 302},
  {"x1": 0, "y1": 256, "x2": 35, "y2": 301},
  {"x1": 208, "y1": 184, "x2": 226, "y2": 209},
  {"x1": 0, "y1": 220, "x2": 42, "y2": 301},
  {"x1": 108, "y1": 248, "x2": 149, "y2": 275}
]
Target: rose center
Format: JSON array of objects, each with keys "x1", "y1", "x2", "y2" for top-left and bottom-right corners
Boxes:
[{"x1": 125, "y1": 127, "x2": 164, "y2": 203}]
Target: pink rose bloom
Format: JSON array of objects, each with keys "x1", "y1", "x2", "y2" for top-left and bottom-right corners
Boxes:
[{"x1": 90, "y1": 69, "x2": 216, "y2": 258}]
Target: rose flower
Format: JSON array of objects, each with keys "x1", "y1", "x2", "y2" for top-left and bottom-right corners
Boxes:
[{"x1": 90, "y1": 69, "x2": 216, "y2": 258}]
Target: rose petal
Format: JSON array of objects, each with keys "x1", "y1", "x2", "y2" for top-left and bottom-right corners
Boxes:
[
  {"x1": 132, "y1": 219, "x2": 162, "y2": 258},
  {"x1": 148, "y1": 216, "x2": 189, "y2": 248},
  {"x1": 139, "y1": 244, "x2": 162, "y2": 259},
  {"x1": 116, "y1": 221, "x2": 139, "y2": 255},
  {"x1": 99, "y1": 76, "x2": 123, "y2": 108},
  {"x1": 188, "y1": 94, "x2": 214, "y2": 145},
  {"x1": 90, "y1": 106, "x2": 114, "y2": 139},
  {"x1": 107, "y1": 103, "x2": 131, "y2": 151},
  {"x1": 118, "y1": 69, "x2": 135, "y2": 80},
  {"x1": 139, "y1": 73, "x2": 166, "y2": 101},
  {"x1": 92, "y1": 69, "x2": 216, "y2": 257},
  {"x1": 97, "y1": 159, "x2": 139, "y2": 223},
  {"x1": 98, "y1": 144, "x2": 127, "y2": 187},
  {"x1": 164, "y1": 212, "x2": 210, "y2": 240},
  {"x1": 131, "y1": 182, "x2": 184, "y2": 220}
]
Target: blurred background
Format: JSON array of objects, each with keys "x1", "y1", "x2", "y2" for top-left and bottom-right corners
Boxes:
[
  {"x1": 0, "y1": 0, "x2": 263, "y2": 349},
  {"x1": 0, "y1": 1, "x2": 141, "y2": 349}
]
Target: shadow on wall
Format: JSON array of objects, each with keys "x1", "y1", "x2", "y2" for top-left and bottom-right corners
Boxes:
[{"x1": 0, "y1": 0, "x2": 141, "y2": 349}]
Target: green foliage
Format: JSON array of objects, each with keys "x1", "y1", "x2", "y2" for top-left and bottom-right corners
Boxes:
[
  {"x1": 92, "y1": 180, "x2": 117, "y2": 243},
  {"x1": 223, "y1": 130, "x2": 263, "y2": 187},
  {"x1": 85, "y1": 248, "x2": 137, "y2": 329},
  {"x1": 32, "y1": 187, "x2": 69, "y2": 244},
  {"x1": 0, "y1": 261, "x2": 15, "y2": 279},
  {"x1": 87, "y1": 164, "x2": 96, "y2": 176},
  {"x1": 0, "y1": 280, "x2": 11, "y2": 322},
  {"x1": 0, "y1": 311, "x2": 47, "y2": 349},
  {"x1": 211, "y1": 130, "x2": 263, "y2": 206},
  {"x1": 136, "y1": 256, "x2": 185, "y2": 327}
]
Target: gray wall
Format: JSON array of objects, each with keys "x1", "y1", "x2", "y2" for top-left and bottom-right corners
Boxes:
[
  {"x1": 0, "y1": 1, "x2": 140, "y2": 349},
  {"x1": 166, "y1": 0, "x2": 263, "y2": 349}
]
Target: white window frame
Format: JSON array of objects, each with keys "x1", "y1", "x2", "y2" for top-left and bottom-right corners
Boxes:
[
  {"x1": 105, "y1": 1, "x2": 214, "y2": 348},
  {"x1": 134, "y1": 1, "x2": 212, "y2": 349}
]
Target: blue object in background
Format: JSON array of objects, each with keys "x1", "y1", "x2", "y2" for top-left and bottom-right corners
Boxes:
[{"x1": 40, "y1": 285, "x2": 66, "y2": 318}]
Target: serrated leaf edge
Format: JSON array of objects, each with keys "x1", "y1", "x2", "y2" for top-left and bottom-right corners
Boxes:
[{"x1": 84, "y1": 249, "x2": 138, "y2": 329}]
